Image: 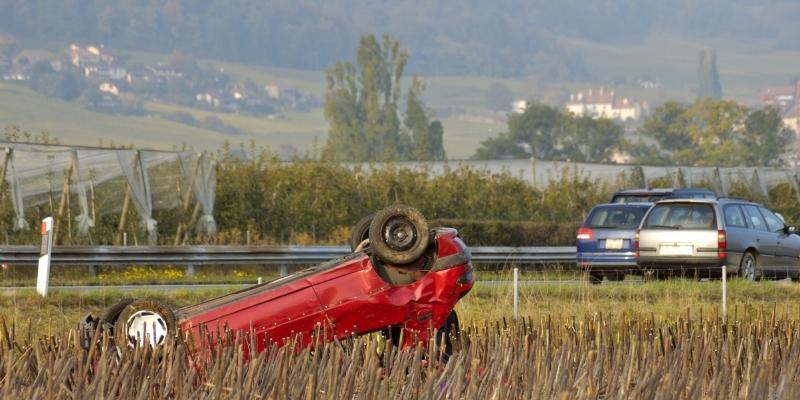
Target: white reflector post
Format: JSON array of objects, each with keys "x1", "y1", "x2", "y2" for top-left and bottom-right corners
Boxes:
[{"x1": 37, "y1": 217, "x2": 54, "y2": 297}]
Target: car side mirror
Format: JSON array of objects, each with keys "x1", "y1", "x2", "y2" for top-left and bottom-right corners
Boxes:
[{"x1": 785, "y1": 226, "x2": 797, "y2": 235}]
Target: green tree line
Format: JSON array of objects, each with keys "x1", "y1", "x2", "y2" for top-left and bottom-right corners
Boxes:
[{"x1": 474, "y1": 99, "x2": 793, "y2": 167}]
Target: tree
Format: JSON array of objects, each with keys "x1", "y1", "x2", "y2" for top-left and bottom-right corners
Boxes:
[
  {"x1": 484, "y1": 82, "x2": 514, "y2": 112},
  {"x1": 323, "y1": 33, "x2": 444, "y2": 161},
  {"x1": 472, "y1": 102, "x2": 624, "y2": 162},
  {"x1": 742, "y1": 106, "x2": 792, "y2": 166},
  {"x1": 675, "y1": 99, "x2": 746, "y2": 166},
  {"x1": 405, "y1": 77, "x2": 445, "y2": 160},
  {"x1": 697, "y1": 49, "x2": 722, "y2": 100},
  {"x1": 709, "y1": 51, "x2": 723, "y2": 99},
  {"x1": 637, "y1": 102, "x2": 691, "y2": 154},
  {"x1": 633, "y1": 99, "x2": 792, "y2": 167},
  {"x1": 561, "y1": 116, "x2": 623, "y2": 163}
]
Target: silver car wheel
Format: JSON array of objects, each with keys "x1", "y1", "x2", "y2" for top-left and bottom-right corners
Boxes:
[{"x1": 125, "y1": 310, "x2": 169, "y2": 348}]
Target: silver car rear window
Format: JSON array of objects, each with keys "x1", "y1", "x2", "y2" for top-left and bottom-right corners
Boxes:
[
  {"x1": 642, "y1": 203, "x2": 716, "y2": 230},
  {"x1": 585, "y1": 206, "x2": 647, "y2": 229}
]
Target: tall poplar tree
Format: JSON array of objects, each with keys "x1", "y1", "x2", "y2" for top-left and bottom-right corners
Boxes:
[{"x1": 323, "y1": 34, "x2": 444, "y2": 161}]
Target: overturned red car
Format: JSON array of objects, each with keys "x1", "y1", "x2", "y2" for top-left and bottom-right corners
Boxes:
[{"x1": 83, "y1": 205, "x2": 474, "y2": 354}]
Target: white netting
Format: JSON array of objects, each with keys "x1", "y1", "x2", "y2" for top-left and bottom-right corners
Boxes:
[
  {"x1": 349, "y1": 159, "x2": 800, "y2": 200},
  {"x1": 179, "y1": 153, "x2": 217, "y2": 235},
  {"x1": 0, "y1": 142, "x2": 216, "y2": 242}
]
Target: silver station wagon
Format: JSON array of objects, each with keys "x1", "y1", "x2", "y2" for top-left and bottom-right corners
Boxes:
[{"x1": 635, "y1": 198, "x2": 800, "y2": 280}]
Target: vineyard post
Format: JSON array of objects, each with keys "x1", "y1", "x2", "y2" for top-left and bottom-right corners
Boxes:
[
  {"x1": 721, "y1": 265, "x2": 727, "y2": 317},
  {"x1": 513, "y1": 267, "x2": 519, "y2": 320}
]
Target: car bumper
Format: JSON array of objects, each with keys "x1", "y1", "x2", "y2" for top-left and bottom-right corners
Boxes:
[
  {"x1": 577, "y1": 252, "x2": 637, "y2": 270},
  {"x1": 637, "y1": 255, "x2": 736, "y2": 274}
]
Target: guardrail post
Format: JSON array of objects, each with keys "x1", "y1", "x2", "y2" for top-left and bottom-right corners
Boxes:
[
  {"x1": 186, "y1": 264, "x2": 195, "y2": 277},
  {"x1": 280, "y1": 264, "x2": 288, "y2": 277},
  {"x1": 123, "y1": 232, "x2": 127, "y2": 246},
  {"x1": 513, "y1": 267, "x2": 519, "y2": 320},
  {"x1": 246, "y1": 230, "x2": 251, "y2": 246},
  {"x1": 37, "y1": 217, "x2": 54, "y2": 297}
]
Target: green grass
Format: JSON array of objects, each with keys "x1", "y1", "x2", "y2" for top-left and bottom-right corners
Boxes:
[
  {"x1": 0, "y1": 82, "x2": 227, "y2": 150},
  {"x1": 3, "y1": 278, "x2": 799, "y2": 335}
]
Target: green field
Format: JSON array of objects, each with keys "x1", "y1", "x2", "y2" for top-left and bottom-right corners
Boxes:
[{"x1": 2, "y1": 277, "x2": 798, "y2": 334}]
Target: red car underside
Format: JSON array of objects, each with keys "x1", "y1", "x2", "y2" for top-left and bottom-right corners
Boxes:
[{"x1": 176, "y1": 228, "x2": 474, "y2": 353}]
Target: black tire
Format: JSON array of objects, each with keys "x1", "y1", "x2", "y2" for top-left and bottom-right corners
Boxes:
[
  {"x1": 368, "y1": 205, "x2": 429, "y2": 265},
  {"x1": 741, "y1": 252, "x2": 760, "y2": 282},
  {"x1": 101, "y1": 298, "x2": 136, "y2": 326},
  {"x1": 349, "y1": 213, "x2": 375, "y2": 252},
  {"x1": 606, "y1": 272, "x2": 625, "y2": 282},
  {"x1": 586, "y1": 271, "x2": 603, "y2": 285},
  {"x1": 114, "y1": 300, "x2": 177, "y2": 350},
  {"x1": 435, "y1": 311, "x2": 460, "y2": 362}
]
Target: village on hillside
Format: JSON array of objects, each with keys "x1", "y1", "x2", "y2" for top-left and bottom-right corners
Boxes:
[{"x1": 1, "y1": 43, "x2": 321, "y2": 118}]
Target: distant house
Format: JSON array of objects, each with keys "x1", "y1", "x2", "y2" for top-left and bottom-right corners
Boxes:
[
  {"x1": 99, "y1": 82, "x2": 119, "y2": 96},
  {"x1": 758, "y1": 83, "x2": 799, "y2": 110},
  {"x1": 69, "y1": 44, "x2": 126, "y2": 80},
  {"x1": 565, "y1": 88, "x2": 645, "y2": 121},
  {"x1": 196, "y1": 92, "x2": 221, "y2": 108},
  {"x1": 2, "y1": 56, "x2": 31, "y2": 81},
  {"x1": 264, "y1": 84, "x2": 280, "y2": 99}
]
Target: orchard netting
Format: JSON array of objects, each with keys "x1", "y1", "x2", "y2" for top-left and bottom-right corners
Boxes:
[
  {"x1": 0, "y1": 142, "x2": 216, "y2": 245},
  {"x1": 352, "y1": 158, "x2": 800, "y2": 202}
]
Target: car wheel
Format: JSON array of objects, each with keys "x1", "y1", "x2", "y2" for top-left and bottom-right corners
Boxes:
[
  {"x1": 368, "y1": 205, "x2": 429, "y2": 265},
  {"x1": 114, "y1": 300, "x2": 176, "y2": 350},
  {"x1": 350, "y1": 213, "x2": 375, "y2": 252},
  {"x1": 606, "y1": 272, "x2": 625, "y2": 282},
  {"x1": 435, "y1": 311, "x2": 460, "y2": 362},
  {"x1": 586, "y1": 271, "x2": 603, "y2": 285},
  {"x1": 741, "y1": 252, "x2": 760, "y2": 281},
  {"x1": 101, "y1": 298, "x2": 136, "y2": 328}
]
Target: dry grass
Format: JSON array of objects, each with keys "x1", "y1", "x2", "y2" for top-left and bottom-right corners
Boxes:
[{"x1": 2, "y1": 311, "x2": 800, "y2": 398}]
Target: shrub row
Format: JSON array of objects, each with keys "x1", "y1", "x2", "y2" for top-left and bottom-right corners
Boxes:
[{"x1": 431, "y1": 219, "x2": 580, "y2": 246}]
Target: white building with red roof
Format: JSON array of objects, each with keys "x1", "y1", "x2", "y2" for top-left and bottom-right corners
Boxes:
[
  {"x1": 565, "y1": 88, "x2": 645, "y2": 120},
  {"x1": 759, "y1": 82, "x2": 800, "y2": 110}
]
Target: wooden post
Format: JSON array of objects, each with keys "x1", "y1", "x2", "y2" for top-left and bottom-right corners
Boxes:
[{"x1": 116, "y1": 185, "x2": 132, "y2": 245}]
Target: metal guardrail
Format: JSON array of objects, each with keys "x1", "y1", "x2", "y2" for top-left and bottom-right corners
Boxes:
[{"x1": 0, "y1": 245, "x2": 577, "y2": 266}]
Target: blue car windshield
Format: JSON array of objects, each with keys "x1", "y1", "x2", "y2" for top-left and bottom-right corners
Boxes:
[{"x1": 585, "y1": 206, "x2": 647, "y2": 229}]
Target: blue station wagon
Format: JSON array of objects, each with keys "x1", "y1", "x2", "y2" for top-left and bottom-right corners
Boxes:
[{"x1": 577, "y1": 203, "x2": 652, "y2": 283}]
